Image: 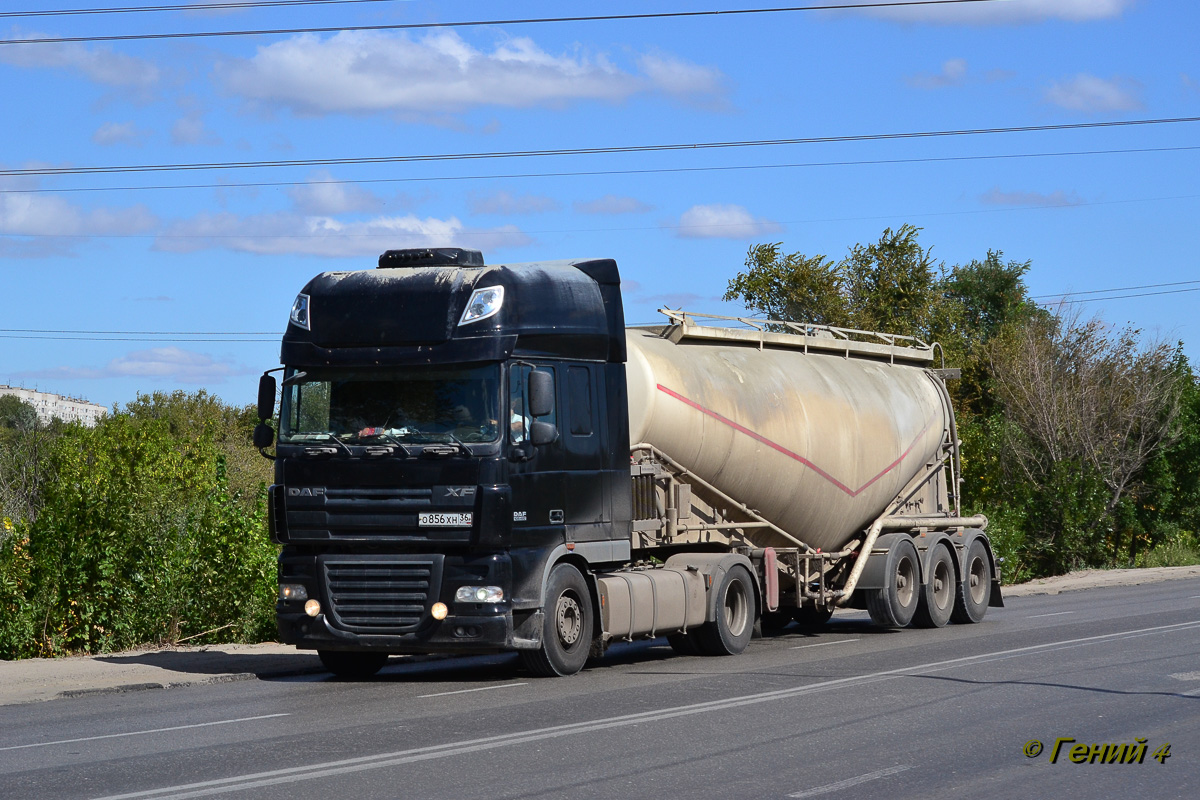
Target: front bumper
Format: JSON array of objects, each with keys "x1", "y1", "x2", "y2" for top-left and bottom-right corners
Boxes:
[{"x1": 278, "y1": 610, "x2": 515, "y2": 654}]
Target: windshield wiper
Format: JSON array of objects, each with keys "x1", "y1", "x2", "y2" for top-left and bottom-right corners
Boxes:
[
  {"x1": 420, "y1": 432, "x2": 470, "y2": 457},
  {"x1": 357, "y1": 430, "x2": 413, "y2": 457}
]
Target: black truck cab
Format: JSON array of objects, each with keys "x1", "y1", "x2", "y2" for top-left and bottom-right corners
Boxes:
[{"x1": 261, "y1": 248, "x2": 633, "y2": 672}]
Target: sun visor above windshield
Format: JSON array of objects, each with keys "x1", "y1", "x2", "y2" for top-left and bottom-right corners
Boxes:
[{"x1": 292, "y1": 267, "x2": 472, "y2": 348}]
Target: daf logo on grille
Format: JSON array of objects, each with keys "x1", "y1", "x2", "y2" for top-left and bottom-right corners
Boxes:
[
  {"x1": 287, "y1": 487, "x2": 326, "y2": 497},
  {"x1": 444, "y1": 487, "x2": 476, "y2": 497}
]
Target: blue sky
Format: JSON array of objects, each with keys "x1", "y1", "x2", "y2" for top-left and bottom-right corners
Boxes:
[{"x1": 1, "y1": 0, "x2": 1197, "y2": 410}]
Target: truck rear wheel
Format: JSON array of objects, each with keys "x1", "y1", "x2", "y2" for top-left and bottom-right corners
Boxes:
[
  {"x1": 318, "y1": 650, "x2": 389, "y2": 679},
  {"x1": 793, "y1": 606, "x2": 834, "y2": 630},
  {"x1": 696, "y1": 565, "x2": 756, "y2": 656},
  {"x1": 951, "y1": 539, "x2": 992, "y2": 624},
  {"x1": 866, "y1": 537, "x2": 919, "y2": 628},
  {"x1": 521, "y1": 563, "x2": 594, "y2": 677},
  {"x1": 912, "y1": 544, "x2": 955, "y2": 628}
]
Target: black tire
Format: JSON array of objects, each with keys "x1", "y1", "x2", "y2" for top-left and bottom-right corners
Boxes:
[
  {"x1": 667, "y1": 631, "x2": 703, "y2": 655},
  {"x1": 760, "y1": 609, "x2": 794, "y2": 633},
  {"x1": 793, "y1": 606, "x2": 834, "y2": 630},
  {"x1": 318, "y1": 650, "x2": 389, "y2": 679},
  {"x1": 866, "y1": 538, "x2": 920, "y2": 628},
  {"x1": 912, "y1": 545, "x2": 955, "y2": 629},
  {"x1": 520, "y1": 563, "x2": 594, "y2": 677},
  {"x1": 696, "y1": 565, "x2": 756, "y2": 656},
  {"x1": 951, "y1": 539, "x2": 992, "y2": 624}
]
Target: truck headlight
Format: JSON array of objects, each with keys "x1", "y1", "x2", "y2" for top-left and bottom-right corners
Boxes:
[
  {"x1": 458, "y1": 286, "x2": 504, "y2": 326},
  {"x1": 455, "y1": 585, "x2": 504, "y2": 603},
  {"x1": 289, "y1": 293, "x2": 311, "y2": 330},
  {"x1": 279, "y1": 584, "x2": 308, "y2": 601}
]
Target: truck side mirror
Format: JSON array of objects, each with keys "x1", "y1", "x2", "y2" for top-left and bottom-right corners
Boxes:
[
  {"x1": 253, "y1": 423, "x2": 275, "y2": 449},
  {"x1": 530, "y1": 420, "x2": 557, "y2": 446},
  {"x1": 257, "y1": 373, "x2": 277, "y2": 421},
  {"x1": 528, "y1": 369, "x2": 554, "y2": 418}
]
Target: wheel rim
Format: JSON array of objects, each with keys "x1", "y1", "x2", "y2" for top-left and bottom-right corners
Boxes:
[
  {"x1": 968, "y1": 556, "x2": 987, "y2": 605},
  {"x1": 556, "y1": 592, "x2": 583, "y2": 647},
  {"x1": 896, "y1": 556, "x2": 916, "y2": 608},
  {"x1": 723, "y1": 578, "x2": 750, "y2": 637},
  {"x1": 932, "y1": 557, "x2": 952, "y2": 610}
]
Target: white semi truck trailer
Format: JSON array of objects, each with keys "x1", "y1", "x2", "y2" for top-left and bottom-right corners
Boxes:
[{"x1": 255, "y1": 248, "x2": 1001, "y2": 677}]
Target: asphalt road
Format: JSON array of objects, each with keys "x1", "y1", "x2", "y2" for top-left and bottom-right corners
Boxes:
[{"x1": 3, "y1": 579, "x2": 1199, "y2": 800}]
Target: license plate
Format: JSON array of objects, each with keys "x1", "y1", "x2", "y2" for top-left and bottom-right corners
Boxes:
[{"x1": 419, "y1": 512, "x2": 473, "y2": 527}]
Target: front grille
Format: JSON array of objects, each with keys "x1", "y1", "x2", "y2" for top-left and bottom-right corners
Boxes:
[
  {"x1": 287, "y1": 487, "x2": 437, "y2": 538},
  {"x1": 322, "y1": 556, "x2": 443, "y2": 632}
]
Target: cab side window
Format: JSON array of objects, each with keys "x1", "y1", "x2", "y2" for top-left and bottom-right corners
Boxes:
[
  {"x1": 566, "y1": 366, "x2": 593, "y2": 436},
  {"x1": 509, "y1": 364, "x2": 556, "y2": 443}
]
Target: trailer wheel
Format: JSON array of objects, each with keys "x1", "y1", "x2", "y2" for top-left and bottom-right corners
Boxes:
[
  {"x1": 793, "y1": 607, "x2": 834, "y2": 630},
  {"x1": 759, "y1": 609, "x2": 794, "y2": 633},
  {"x1": 521, "y1": 563, "x2": 594, "y2": 677},
  {"x1": 318, "y1": 650, "x2": 388, "y2": 679},
  {"x1": 866, "y1": 538, "x2": 919, "y2": 628},
  {"x1": 912, "y1": 545, "x2": 955, "y2": 628},
  {"x1": 951, "y1": 539, "x2": 992, "y2": 624},
  {"x1": 696, "y1": 565, "x2": 756, "y2": 656}
]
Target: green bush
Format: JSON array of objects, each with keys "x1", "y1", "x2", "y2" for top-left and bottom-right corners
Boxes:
[{"x1": 0, "y1": 392, "x2": 276, "y2": 659}]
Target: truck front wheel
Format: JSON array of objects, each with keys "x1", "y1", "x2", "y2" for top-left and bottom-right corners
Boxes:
[
  {"x1": 696, "y1": 565, "x2": 756, "y2": 656},
  {"x1": 521, "y1": 563, "x2": 594, "y2": 677},
  {"x1": 318, "y1": 650, "x2": 388, "y2": 679}
]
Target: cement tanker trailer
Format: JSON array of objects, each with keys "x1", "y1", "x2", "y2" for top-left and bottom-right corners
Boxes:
[{"x1": 255, "y1": 248, "x2": 1002, "y2": 678}]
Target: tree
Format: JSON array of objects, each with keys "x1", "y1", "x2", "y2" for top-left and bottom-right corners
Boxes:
[
  {"x1": 723, "y1": 242, "x2": 847, "y2": 325},
  {"x1": 988, "y1": 309, "x2": 1185, "y2": 573},
  {"x1": 842, "y1": 224, "x2": 940, "y2": 338},
  {"x1": 0, "y1": 396, "x2": 39, "y2": 432}
]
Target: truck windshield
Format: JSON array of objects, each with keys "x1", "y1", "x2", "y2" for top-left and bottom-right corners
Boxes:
[{"x1": 279, "y1": 364, "x2": 501, "y2": 444}]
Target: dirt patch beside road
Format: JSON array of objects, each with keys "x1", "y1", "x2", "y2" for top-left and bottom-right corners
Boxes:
[{"x1": 1003, "y1": 565, "x2": 1200, "y2": 597}]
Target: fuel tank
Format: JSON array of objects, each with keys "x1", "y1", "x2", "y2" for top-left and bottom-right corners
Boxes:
[{"x1": 625, "y1": 324, "x2": 951, "y2": 552}]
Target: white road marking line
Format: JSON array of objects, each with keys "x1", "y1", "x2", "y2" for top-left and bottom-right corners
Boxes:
[
  {"x1": 790, "y1": 639, "x2": 860, "y2": 650},
  {"x1": 1168, "y1": 671, "x2": 1200, "y2": 681},
  {"x1": 788, "y1": 765, "x2": 912, "y2": 798},
  {"x1": 0, "y1": 714, "x2": 290, "y2": 752},
  {"x1": 1027, "y1": 611, "x2": 1076, "y2": 619},
  {"x1": 1182, "y1": 687, "x2": 1200, "y2": 697},
  {"x1": 91, "y1": 619, "x2": 1200, "y2": 800},
  {"x1": 418, "y1": 683, "x2": 527, "y2": 698}
]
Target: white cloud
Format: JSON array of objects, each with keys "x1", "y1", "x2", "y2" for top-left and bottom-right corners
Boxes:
[
  {"x1": 858, "y1": 0, "x2": 1134, "y2": 24},
  {"x1": 218, "y1": 30, "x2": 725, "y2": 116},
  {"x1": 574, "y1": 195, "x2": 653, "y2": 215},
  {"x1": 469, "y1": 191, "x2": 559, "y2": 215},
  {"x1": 1044, "y1": 73, "x2": 1142, "y2": 112},
  {"x1": 907, "y1": 58, "x2": 968, "y2": 89},
  {"x1": 0, "y1": 180, "x2": 157, "y2": 240},
  {"x1": 92, "y1": 121, "x2": 149, "y2": 146},
  {"x1": 288, "y1": 172, "x2": 385, "y2": 215},
  {"x1": 636, "y1": 53, "x2": 725, "y2": 101},
  {"x1": 675, "y1": 204, "x2": 781, "y2": 240},
  {"x1": 171, "y1": 113, "x2": 222, "y2": 146},
  {"x1": 153, "y1": 211, "x2": 530, "y2": 256},
  {"x1": 0, "y1": 33, "x2": 159, "y2": 87},
  {"x1": 980, "y1": 187, "x2": 1084, "y2": 207},
  {"x1": 17, "y1": 348, "x2": 251, "y2": 385}
]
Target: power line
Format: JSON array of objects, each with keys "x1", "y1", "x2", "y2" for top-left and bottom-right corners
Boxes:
[
  {"x1": 1031, "y1": 279, "x2": 1200, "y2": 300},
  {"x1": 1047, "y1": 286, "x2": 1200, "y2": 305},
  {"x1": 8, "y1": 282, "x2": 1200, "y2": 345},
  {"x1": 0, "y1": 334, "x2": 276, "y2": 341},
  {"x1": 0, "y1": 1, "x2": 1020, "y2": 46},
  {"x1": 3, "y1": 117, "x2": 1197, "y2": 179},
  {"x1": 0, "y1": 328, "x2": 276, "y2": 334},
  {"x1": 3, "y1": 144, "x2": 1197, "y2": 196},
  {"x1": 0, "y1": 0, "x2": 397, "y2": 19}
]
